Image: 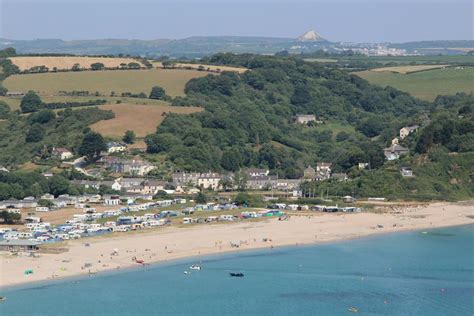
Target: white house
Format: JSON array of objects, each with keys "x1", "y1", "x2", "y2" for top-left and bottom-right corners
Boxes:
[
  {"x1": 107, "y1": 142, "x2": 127, "y2": 153},
  {"x1": 399, "y1": 125, "x2": 419, "y2": 139},
  {"x1": 198, "y1": 172, "x2": 222, "y2": 190},
  {"x1": 52, "y1": 147, "x2": 73, "y2": 160},
  {"x1": 35, "y1": 206, "x2": 50, "y2": 212},
  {"x1": 295, "y1": 114, "x2": 317, "y2": 124}
]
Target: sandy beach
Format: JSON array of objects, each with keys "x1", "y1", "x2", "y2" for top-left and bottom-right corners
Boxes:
[{"x1": 1, "y1": 201, "x2": 473, "y2": 288}]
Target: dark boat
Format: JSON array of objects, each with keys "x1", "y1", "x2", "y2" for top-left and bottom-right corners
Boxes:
[{"x1": 229, "y1": 272, "x2": 244, "y2": 277}]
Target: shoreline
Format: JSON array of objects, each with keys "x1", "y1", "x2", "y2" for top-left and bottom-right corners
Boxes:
[{"x1": 1, "y1": 201, "x2": 473, "y2": 289}]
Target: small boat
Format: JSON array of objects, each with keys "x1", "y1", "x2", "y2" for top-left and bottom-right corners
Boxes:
[
  {"x1": 135, "y1": 259, "x2": 145, "y2": 264},
  {"x1": 348, "y1": 306, "x2": 358, "y2": 313},
  {"x1": 184, "y1": 271, "x2": 190, "y2": 275},
  {"x1": 229, "y1": 272, "x2": 244, "y2": 277},
  {"x1": 0, "y1": 296, "x2": 6, "y2": 302},
  {"x1": 190, "y1": 265, "x2": 201, "y2": 270}
]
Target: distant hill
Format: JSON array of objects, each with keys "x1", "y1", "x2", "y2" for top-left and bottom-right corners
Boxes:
[
  {"x1": 0, "y1": 36, "x2": 331, "y2": 58},
  {"x1": 0, "y1": 36, "x2": 472, "y2": 58},
  {"x1": 297, "y1": 30, "x2": 325, "y2": 42}
]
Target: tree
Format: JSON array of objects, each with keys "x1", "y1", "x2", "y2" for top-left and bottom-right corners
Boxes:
[
  {"x1": 20, "y1": 91, "x2": 42, "y2": 113},
  {"x1": 25, "y1": 124, "x2": 45, "y2": 142},
  {"x1": 219, "y1": 177, "x2": 233, "y2": 191},
  {"x1": 128, "y1": 62, "x2": 141, "y2": 69},
  {"x1": 0, "y1": 101, "x2": 10, "y2": 119},
  {"x1": 48, "y1": 175, "x2": 70, "y2": 197},
  {"x1": 28, "y1": 109, "x2": 55, "y2": 124},
  {"x1": 233, "y1": 171, "x2": 248, "y2": 191},
  {"x1": 0, "y1": 211, "x2": 21, "y2": 224},
  {"x1": 153, "y1": 190, "x2": 169, "y2": 199},
  {"x1": 122, "y1": 130, "x2": 136, "y2": 144},
  {"x1": 38, "y1": 199, "x2": 54, "y2": 208},
  {"x1": 221, "y1": 148, "x2": 242, "y2": 171},
  {"x1": 149, "y1": 86, "x2": 166, "y2": 100},
  {"x1": 79, "y1": 131, "x2": 106, "y2": 160},
  {"x1": 72, "y1": 63, "x2": 81, "y2": 71},
  {"x1": 90, "y1": 62, "x2": 105, "y2": 70},
  {"x1": 195, "y1": 191, "x2": 207, "y2": 203}
]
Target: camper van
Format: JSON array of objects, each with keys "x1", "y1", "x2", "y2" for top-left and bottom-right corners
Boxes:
[{"x1": 182, "y1": 217, "x2": 194, "y2": 224}]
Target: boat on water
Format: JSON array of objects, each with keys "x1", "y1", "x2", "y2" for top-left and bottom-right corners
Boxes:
[
  {"x1": 0, "y1": 296, "x2": 6, "y2": 302},
  {"x1": 190, "y1": 265, "x2": 201, "y2": 270},
  {"x1": 229, "y1": 272, "x2": 244, "y2": 277},
  {"x1": 348, "y1": 306, "x2": 358, "y2": 313}
]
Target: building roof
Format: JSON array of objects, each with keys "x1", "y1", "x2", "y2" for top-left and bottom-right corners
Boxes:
[
  {"x1": 53, "y1": 147, "x2": 72, "y2": 153},
  {"x1": 384, "y1": 144, "x2": 409, "y2": 152},
  {"x1": 107, "y1": 141, "x2": 127, "y2": 148},
  {"x1": 0, "y1": 239, "x2": 40, "y2": 246},
  {"x1": 403, "y1": 125, "x2": 419, "y2": 131}
]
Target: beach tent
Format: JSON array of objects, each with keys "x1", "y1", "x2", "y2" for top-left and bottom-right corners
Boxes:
[{"x1": 24, "y1": 269, "x2": 33, "y2": 275}]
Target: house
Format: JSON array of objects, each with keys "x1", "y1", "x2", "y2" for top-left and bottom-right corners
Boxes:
[
  {"x1": 247, "y1": 175, "x2": 277, "y2": 190},
  {"x1": 71, "y1": 180, "x2": 101, "y2": 190},
  {"x1": 343, "y1": 195, "x2": 356, "y2": 203},
  {"x1": 399, "y1": 125, "x2": 419, "y2": 139},
  {"x1": 0, "y1": 240, "x2": 40, "y2": 252},
  {"x1": 40, "y1": 193, "x2": 55, "y2": 200},
  {"x1": 119, "y1": 178, "x2": 144, "y2": 188},
  {"x1": 106, "y1": 142, "x2": 127, "y2": 153},
  {"x1": 303, "y1": 163, "x2": 332, "y2": 181},
  {"x1": 274, "y1": 179, "x2": 301, "y2": 191},
  {"x1": 198, "y1": 172, "x2": 222, "y2": 190},
  {"x1": 400, "y1": 167, "x2": 414, "y2": 177},
  {"x1": 295, "y1": 114, "x2": 317, "y2": 125},
  {"x1": 384, "y1": 144, "x2": 409, "y2": 160},
  {"x1": 172, "y1": 172, "x2": 200, "y2": 186},
  {"x1": 244, "y1": 168, "x2": 269, "y2": 178},
  {"x1": 358, "y1": 163, "x2": 369, "y2": 170},
  {"x1": 104, "y1": 195, "x2": 121, "y2": 206},
  {"x1": 52, "y1": 147, "x2": 73, "y2": 160},
  {"x1": 101, "y1": 179, "x2": 122, "y2": 191},
  {"x1": 316, "y1": 162, "x2": 332, "y2": 172},
  {"x1": 332, "y1": 173, "x2": 348, "y2": 181},
  {"x1": 142, "y1": 180, "x2": 167, "y2": 194},
  {"x1": 108, "y1": 159, "x2": 155, "y2": 176},
  {"x1": 35, "y1": 206, "x2": 50, "y2": 212}
]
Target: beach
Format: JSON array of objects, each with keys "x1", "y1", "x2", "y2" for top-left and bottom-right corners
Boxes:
[{"x1": 1, "y1": 201, "x2": 473, "y2": 288}]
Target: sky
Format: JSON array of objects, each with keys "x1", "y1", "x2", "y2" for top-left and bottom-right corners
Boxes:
[{"x1": 0, "y1": 0, "x2": 472, "y2": 43}]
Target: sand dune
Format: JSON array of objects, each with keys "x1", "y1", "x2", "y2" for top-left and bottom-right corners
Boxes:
[{"x1": 1, "y1": 202, "x2": 473, "y2": 288}]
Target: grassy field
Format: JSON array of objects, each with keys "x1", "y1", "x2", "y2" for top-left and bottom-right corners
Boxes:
[
  {"x1": 9, "y1": 56, "x2": 145, "y2": 71},
  {"x1": 339, "y1": 55, "x2": 474, "y2": 65},
  {"x1": 370, "y1": 64, "x2": 448, "y2": 74},
  {"x1": 4, "y1": 68, "x2": 209, "y2": 97},
  {"x1": 353, "y1": 67, "x2": 474, "y2": 101},
  {"x1": 90, "y1": 102, "x2": 203, "y2": 137},
  {"x1": 152, "y1": 61, "x2": 247, "y2": 73}
]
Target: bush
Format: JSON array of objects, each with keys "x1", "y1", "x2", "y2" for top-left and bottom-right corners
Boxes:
[
  {"x1": 149, "y1": 86, "x2": 167, "y2": 100},
  {"x1": 20, "y1": 91, "x2": 42, "y2": 113}
]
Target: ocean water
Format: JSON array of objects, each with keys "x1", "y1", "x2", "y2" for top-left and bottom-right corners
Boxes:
[{"x1": 1, "y1": 225, "x2": 473, "y2": 316}]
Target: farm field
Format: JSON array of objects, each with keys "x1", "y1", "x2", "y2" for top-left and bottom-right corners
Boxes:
[
  {"x1": 370, "y1": 64, "x2": 448, "y2": 74},
  {"x1": 8, "y1": 56, "x2": 145, "y2": 71},
  {"x1": 339, "y1": 54, "x2": 474, "y2": 65},
  {"x1": 353, "y1": 67, "x2": 474, "y2": 101},
  {"x1": 4, "y1": 68, "x2": 209, "y2": 97},
  {"x1": 152, "y1": 61, "x2": 247, "y2": 73},
  {"x1": 90, "y1": 102, "x2": 203, "y2": 137}
]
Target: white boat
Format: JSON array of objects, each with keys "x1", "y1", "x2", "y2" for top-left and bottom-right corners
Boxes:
[{"x1": 189, "y1": 264, "x2": 201, "y2": 270}]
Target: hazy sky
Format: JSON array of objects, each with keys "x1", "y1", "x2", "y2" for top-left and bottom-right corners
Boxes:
[{"x1": 0, "y1": 0, "x2": 472, "y2": 42}]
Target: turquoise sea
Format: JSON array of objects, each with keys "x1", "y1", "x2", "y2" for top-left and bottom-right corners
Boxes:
[{"x1": 1, "y1": 225, "x2": 473, "y2": 315}]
